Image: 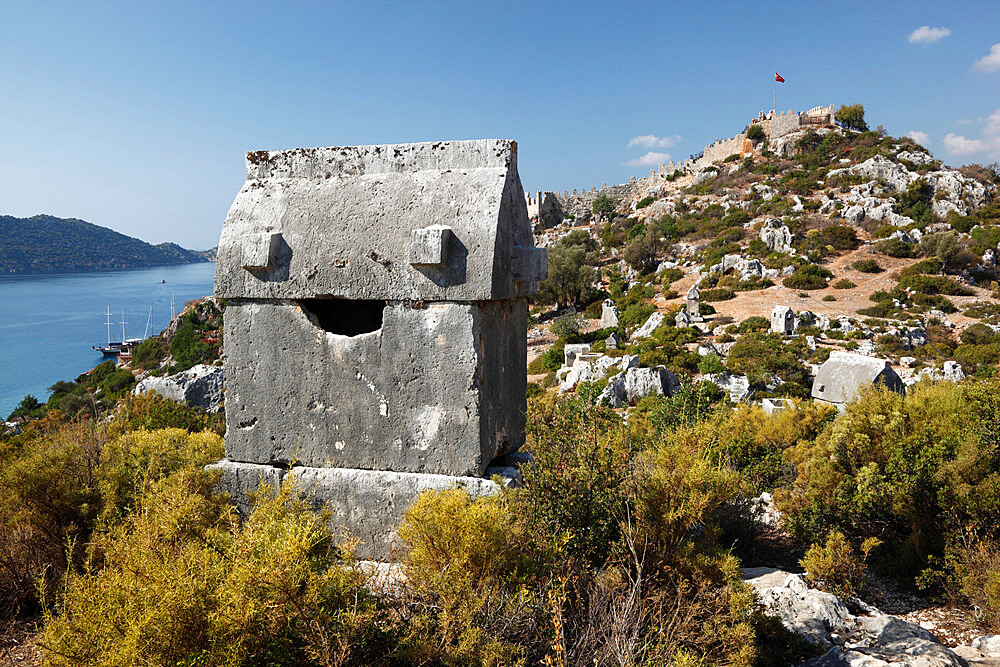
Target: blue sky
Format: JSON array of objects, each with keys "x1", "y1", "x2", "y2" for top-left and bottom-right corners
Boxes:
[{"x1": 0, "y1": 1, "x2": 998, "y2": 249}]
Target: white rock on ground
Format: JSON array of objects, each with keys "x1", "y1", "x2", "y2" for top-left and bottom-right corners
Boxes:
[
  {"x1": 745, "y1": 568, "x2": 971, "y2": 666},
  {"x1": 630, "y1": 311, "x2": 665, "y2": 340},
  {"x1": 133, "y1": 364, "x2": 224, "y2": 412},
  {"x1": 599, "y1": 366, "x2": 679, "y2": 407}
]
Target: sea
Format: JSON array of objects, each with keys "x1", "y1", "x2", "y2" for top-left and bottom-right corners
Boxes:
[{"x1": 0, "y1": 262, "x2": 216, "y2": 418}]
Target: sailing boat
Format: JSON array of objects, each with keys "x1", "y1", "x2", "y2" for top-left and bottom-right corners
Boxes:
[
  {"x1": 93, "y1": 305, "x2": 123, "y2": 356},
  {"x1": 93, "y1": 306, "x2": 150, "y2": 356}
]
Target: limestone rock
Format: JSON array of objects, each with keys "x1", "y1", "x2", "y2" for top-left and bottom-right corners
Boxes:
[
  {"x1": 897, "y1": 150, "x2": 936, "y2": 166},
  {"x1": 631, "y1": 311, "x2": 665, "y2": 340},
  {"x1": 748, "y1": 568, "x2": 968, "y2": 666},
  {"x1": 744, "y1": 568, "x2": 854, "y2": 647},
  {"x1": 704, "y1": 372, "x2": 752, "y2": 403},
  {"x1": 599, "y1": 366, "x2": 679, "y2": 407},
  {"x1": 972, "y1": 635, "x2": 1000, "y2": 657},
  {"x1": 559, "y1": 354, "x2": 636, "y2": 393},
  {"x1": 837, "y1": 155, "x2": 918, "y2": 192},
  {"x1": 134, "y1": 364, "x2": 224, "y2": 412},
  {"x1": 943, "y1": 360, "x2": 966, "y2": 382},
  {"x1": 843, "y1": 205, "x2": 866, "y2": 224},
  {"x1": 760, "y1": 218, "x2": 793, "y2": 252}
]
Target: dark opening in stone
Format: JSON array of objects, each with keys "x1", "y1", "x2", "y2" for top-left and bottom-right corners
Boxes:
[{"x1": 298, "y1": 298, "x2": 385, "y2": 336}]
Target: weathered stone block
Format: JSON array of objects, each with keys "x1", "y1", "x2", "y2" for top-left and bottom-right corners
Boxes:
[
  {"x1": 409, "y1": 225, "x2": 452, "y2": 267},
  {"x1": 223, "y1": 298, "x2": 526, "y2": 477},
  {"x1": 213, "y1": 139, "x2": 542, "y2": 560},
  {"x1": 210, "y1": 460, "x2": 499, "y2": 561},
  {"x1": 242, "y1": 232, "x2": 283, "y2": 271}
]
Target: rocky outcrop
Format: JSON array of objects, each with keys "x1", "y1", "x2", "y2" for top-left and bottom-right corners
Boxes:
[
  {"x1": 599, "y1": 366, "x2": 679, "y2": 407},
  {"x1": 703, "y1": 372, "x2": 753, "y2": 402},
  {"x1": 760, "y1": 218, "x2": 793, "y2": 252},
  {"x1": 631, "y1": 311, "x2": 665, "y2": 340},
  {"x1": 134, "y1": 364, "x2": 224, "y2": 412},
  {"x1": 559, "y1": 354, "x2": 637, "y2": 392},
  {"x1": 746, "y1": 568, "x2": 971, "y2": 666}
]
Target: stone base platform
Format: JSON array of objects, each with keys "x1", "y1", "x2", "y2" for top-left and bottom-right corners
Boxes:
[{"x1": 208, "y1": 460, "x2": 501, "y2": 560}]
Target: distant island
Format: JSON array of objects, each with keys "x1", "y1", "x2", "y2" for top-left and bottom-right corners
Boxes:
[{"x1": 0, "y1": 214, "x2": 216, "y2": 274}]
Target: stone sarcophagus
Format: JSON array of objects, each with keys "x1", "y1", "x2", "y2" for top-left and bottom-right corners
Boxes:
[{"x1": 211, "y1": 140, "x2": 545, "y2": 559}]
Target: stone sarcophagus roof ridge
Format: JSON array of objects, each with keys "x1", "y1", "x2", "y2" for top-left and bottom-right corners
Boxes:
[{"x1": 215, "y1": 139, "x2": 543, "y2": 302}]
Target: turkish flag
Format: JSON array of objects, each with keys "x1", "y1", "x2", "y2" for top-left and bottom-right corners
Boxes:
[{"x1": 775, "y1": 72, "x2": 785, "y2": 83}]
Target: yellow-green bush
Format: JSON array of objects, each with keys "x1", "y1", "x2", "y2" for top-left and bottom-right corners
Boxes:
[
  {"x1": 800, "y1": 530, "x2": 880, "y2": 599},
  {"x1": 0, "y1": 418, "x2": 222, "y2": 616},
  {"x1": 398, "y1": 488, "x2": 546, "y2": 665},
  {"x1": 42, "y1": 475, "x2": 385, "y2": 667}
]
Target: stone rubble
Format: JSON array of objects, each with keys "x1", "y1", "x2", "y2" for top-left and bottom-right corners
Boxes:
[{"x1": 134, "y1": 364, "x2": 225, "y2": 412}]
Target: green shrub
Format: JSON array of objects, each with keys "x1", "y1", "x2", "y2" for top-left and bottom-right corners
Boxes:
[
  {"x1": 727, "y1": 333, "x2": 810, "y2": 386},
  {"x1": 783, "y1": 264, "x2": 833, "y2": 290},
  {"x1": 636, "y1": 195, "x2": 656, "y2": 209},
  {"x1": 897, "y1": 274, "x2": 974, "y2": 296},
  {"x1": 522, "y1": 393, "x2": 634, "y2": 566},
  {"x1": 623, "y1": 225, "x2": 663, "y2": 274},
  {"x1": 537, "y1": 233, "x2": 600, "y2": 308},
  {"x1": 800, "y1": 530, "x2": 880, "y2": 599},
  {"x1": 698, "y1": 353, "x2": 726, "y2": 375},
  {"x1": 659, "y1": 267, "x2": 684, "y2": 286},
  {"x1": 701, "y1": 287, "x2": 736, "y2": 301},
  {"x1": 592, "y1": 195, "x2": 617, "y2": 219},
  {"x1": 776, "y1": 380, "x2": 1000, "y2": 582},
  {"x1": 833, "y1": 278, "x2": 856, "y2": 289},
  {"x1": 898, "y1": 179, "x2": 935, "y2": 223},
  {"x1": 852, "y1": 259, "x2": 882, "y2": 273},
  {"x1": 737, "y1": 316, "x2": 770, "y2": 333},
  {"x1": 875, "y1": 238, "x2": 916, "y2": 258},
  {"x1": 746, "y1": 125, "x2": 765, "y2": 143},
  {"x1": 551, "y1": 312, "x2": 584, "y2": 340}
]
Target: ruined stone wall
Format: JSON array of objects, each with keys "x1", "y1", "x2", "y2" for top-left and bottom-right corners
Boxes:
[
  {"x1": 768, "y1": 110, "x2": 802, "y2": 140},
  {"x1": 702, "y1": 133, "x2": 748, "y2": 164}
]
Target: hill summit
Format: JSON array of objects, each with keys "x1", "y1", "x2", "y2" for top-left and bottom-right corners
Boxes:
[{"x1": 0, "y1": 214, "x2": 214, "y2": 274}]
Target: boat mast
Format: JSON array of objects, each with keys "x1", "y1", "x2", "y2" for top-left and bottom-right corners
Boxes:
[
  {"x1": 144, "y1": 305, "x2": 152, "y2": 339},
  {"x1": 120, "y1": 308, "x2": 127, "y2": 343},
  {"x1": 105, "y1": 305, "x2": 112, "y2": 346},
  {"x1": 170, "y1": 293, "x2": 175, "y2": 321}
]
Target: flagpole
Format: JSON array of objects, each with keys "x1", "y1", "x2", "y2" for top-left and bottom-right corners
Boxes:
[{"x1": 773, "y1": 75, "x2": 776, "y2": 113}]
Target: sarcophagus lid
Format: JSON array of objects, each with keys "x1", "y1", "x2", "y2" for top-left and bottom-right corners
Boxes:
[{"x1": 215, "y1": 139, "x2": 546, "y2": 301}]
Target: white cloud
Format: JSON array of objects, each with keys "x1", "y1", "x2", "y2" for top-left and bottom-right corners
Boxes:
[
  {"x1": 943, "y1": 109, "x2": 1000, "y2": 158},
  {"x1": 627, "y1": 134, "x2": 680, "y2": 149},
  {"x1": 907, "y1": 130, "x2": 930, "y2": 145},
  {"x1": 974, "y1": 43, "x2": 1000, "y2": 72},
  {"x1": 626, "y1": 151, "x2": 671, "y2": 167},
  {"x1": 908, "y1": 26, "x2": 951, "y2": 44}
]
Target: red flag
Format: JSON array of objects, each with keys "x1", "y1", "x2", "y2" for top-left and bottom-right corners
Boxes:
[{"x1": 775, "y1": 72, "x2": 785, "y2": 83}]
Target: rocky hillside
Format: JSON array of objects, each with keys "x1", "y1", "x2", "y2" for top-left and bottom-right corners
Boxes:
[
  {"x1": 528, "y1": 112, "x2": 1000, "y2": 404},
  {"x1": 0, "y1": 214, "x2": 214, "y2": 274}
]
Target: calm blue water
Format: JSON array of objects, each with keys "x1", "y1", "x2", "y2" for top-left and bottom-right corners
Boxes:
[{"x1": 0, "y1": 263, "x2": 216, "y2": 418}]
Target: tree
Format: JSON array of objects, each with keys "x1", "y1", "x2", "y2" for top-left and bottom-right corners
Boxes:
[
  {"x1": 591, "y1": 195, "x2": 617, "y2": 220},
  {"x1": 536, "y1": 234, "x2": 599, "y2": 309},
  {"x1": 835, "y1": 104, "x2": 868, "y2": 132},
  {"x1": 746, "y1": 124, "x2": 766, "y2": 143},
  {"x1": 623, "y1": 226, "x2": 662, "y2": 274},
  {"x1": 7, "y1": 394, "x2": 42, "y2": 421}
]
